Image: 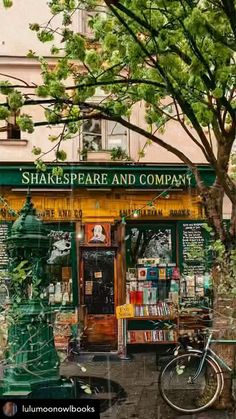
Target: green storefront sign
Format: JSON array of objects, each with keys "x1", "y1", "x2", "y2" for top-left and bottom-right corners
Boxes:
[{"x1": 0, "y1": 164, "x2": 215, "y2": 189}]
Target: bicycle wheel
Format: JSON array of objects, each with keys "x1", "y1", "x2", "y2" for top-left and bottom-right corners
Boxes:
[{"x1": 159, "y1": 352, "x2": 223, "y2": 413}]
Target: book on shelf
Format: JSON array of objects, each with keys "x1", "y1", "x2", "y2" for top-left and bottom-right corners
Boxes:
[
  {"x1": 133, "y1": 303, "x2": 176, "y2": 317},
  {"x1": 127, "y1": 330, "x2": 177, "y2": 343}
]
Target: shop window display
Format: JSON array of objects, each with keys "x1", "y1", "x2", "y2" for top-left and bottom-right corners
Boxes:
[
  {"x1": 45, "y1": 227, "x2": 74, "y2": 306},
  {"x1": 127, "y1": 226, "x2": 173, "y2": 266}
]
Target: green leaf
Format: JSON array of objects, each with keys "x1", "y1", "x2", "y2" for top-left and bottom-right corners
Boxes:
[
  {"x1": 16, "y1": 114, "x2": 34, "y2": 133},
  {"x1": 212, "y1": 87, "x2": 223, "y2": 99},
  {"x1": 3, "y1": 0, "x2": 13, "y2": 7},
  {"x1": 32, "y1": 146, "x2": 42, "y2": 156},
  {"x1": 29, "y1": 23, "x2": 40, "y2": 32},
  {"x1": 51, "y1": 46, "x2": 60, "y2": 55},
  {"x1": 138, "y1": 150, "x2": 145, "y2": 158},
  {"x1": 52, "y1": 166, "x2": 64, "y2": 177},
  {"x1": 27, "y1": 50, "x2": 37, "y2": 58},
  {"x1": 0, "y1": 106, "x2": 10, "y2": 120},
  {"x1": 48, "y1": 135, "x2": 58, "y2": 142},
  {"x1": 37, "y1": 30, "x2": 54, "y2": 43},
  {"x1": 55, "y1": 150, "x2": 67, "y2": 161},
  {"x1": 0, "y1": 81, "x2": 13, "y2": 95},
  {"x1": 45, "y1": 109, "x2": 61, "y2": 124},
  {"x1": 8, "y1": 91, "x2": 24, "y2": 111},
  {"x1": 49, "y1": 81, "x2": 65, "y2": 98},
  {"x1": 36, "y1": 85, "x2": 49, "y2": 98},
  {"x1": 65, "y1": 34, "x2": 85, "y2": 60},
  {"x1": 35, "y1": 160, "x2": 47, "y2": 172},
  {"x1": 176, "y1": 364, "x2": 185, "y2": 375},
  {"x1": 84, "y1": 387, "x2": 92, "y2": 395}
]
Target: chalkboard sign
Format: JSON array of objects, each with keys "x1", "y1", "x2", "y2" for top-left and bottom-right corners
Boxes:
[
  {"x1": 178, "y1": 221, "x2": 211, "y2": 275},
  {"x1": 82, "y1": 249, "x2": 115, "y2": 315},
  {"x1": 0, "y1": 223, "x2": 9, "y2": 268}
]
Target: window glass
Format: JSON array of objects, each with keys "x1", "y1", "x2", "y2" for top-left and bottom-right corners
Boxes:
[
  {"x1": 126, "y1": 224, "x2": 175, "y2": 266},
  {"x1": 82, "y1": 119, "x2": 102, "y2": 151},
  {"x1": 107, "y1": 121, "x2": 128, "y2": 151},
  {"x1": 46, "y1": 227, "x2": 73, "y2": 305},
  {"x1": 82, "y1": 249, "x2": 115, "y2": 315},
  {"x1": 0, "y1": 111, "x2": 21, "y2": 140}
]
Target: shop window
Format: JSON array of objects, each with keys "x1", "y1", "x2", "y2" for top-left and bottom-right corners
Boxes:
[
  {"x1": 126, "y1": 224, "x2": 176, "y2": 267},
  {"x1": 81, "y1": 118, "x2": 128, "y2": 157},
  {"x1": 45, "y1": 225, "x2": 76, "y2": 306},
  {"x1": 126, "y1": 223, "x2": 176, "y2": 302}
]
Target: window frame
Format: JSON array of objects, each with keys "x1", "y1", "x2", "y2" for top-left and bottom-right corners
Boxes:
[{"x1": 80, "y1": 117, "x2": 130, "y2": 159}]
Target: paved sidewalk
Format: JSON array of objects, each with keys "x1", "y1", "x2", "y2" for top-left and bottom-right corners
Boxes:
[
  {"x1": 177, "y1": 412, "x2": 235, "y2": 419},
  {"x1": 60, "y1": 351, "x2": 235, "y2": 419}
]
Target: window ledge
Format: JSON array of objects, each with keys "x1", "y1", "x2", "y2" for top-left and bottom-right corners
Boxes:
[{"x1": 0, "y1": 139, "x2": 28, "y2": 146}]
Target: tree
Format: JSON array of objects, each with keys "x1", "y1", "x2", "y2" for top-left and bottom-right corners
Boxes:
[{"x1": 1, "y1": 0, "x2": 236, "y2": 406}]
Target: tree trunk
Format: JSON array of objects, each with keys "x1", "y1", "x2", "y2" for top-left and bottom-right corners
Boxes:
[
  {"x1": 201, "y1": 187, "x2": 236, "y2": 409},
  {"x1": 212, "y1": 268, "x2": 236, "y2": 409}
]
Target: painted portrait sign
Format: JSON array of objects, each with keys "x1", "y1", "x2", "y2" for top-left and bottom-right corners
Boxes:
[{"x1": 85, "y1": 223, "x2": 111, "y2": 246}]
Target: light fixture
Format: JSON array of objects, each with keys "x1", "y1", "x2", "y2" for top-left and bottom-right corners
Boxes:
[
  {"x1": 77, "y1": 231, "x2": 83, "y2": 240},
  {"x1": 133, "y1": 210, "x2": 140, "y2": 218}
]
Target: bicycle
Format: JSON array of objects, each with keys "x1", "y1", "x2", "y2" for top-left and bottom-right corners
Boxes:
[{"x1": 159, "y1": 330, "x2": 236, "y2": 414}]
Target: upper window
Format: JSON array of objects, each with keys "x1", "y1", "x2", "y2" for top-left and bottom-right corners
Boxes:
[
  {"x1": 0, "y1": 111, "x2": 21, "y2": 140},
  {"x1": 78, "y1": 6, "x2": 108, "y2": 37},
  {"x1": 82, "y1": 119, "x2": 102, "y2": 151},
  {"x1": 80, "y1": 119, "x2": 128, "y2": 157}
]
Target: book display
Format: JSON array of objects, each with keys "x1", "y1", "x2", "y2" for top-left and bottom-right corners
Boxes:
[
  {"x1": 123, "y1": 259, "x2": 179, "y2": 345},
  {"x1": 178, "y1": 272, "x2": 213, "y2": 336},
  {"x1": 117, "y1": 260, "x2": 213, "y2": 352}
]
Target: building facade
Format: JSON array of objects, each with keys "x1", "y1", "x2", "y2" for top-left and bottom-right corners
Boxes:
[{"x1": 0, "y1": 1, "x2": 229, "y2": 351}]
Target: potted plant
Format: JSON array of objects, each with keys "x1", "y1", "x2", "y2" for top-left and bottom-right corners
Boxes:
[{"x1": 110, "y1": 147, "x2": 131, "y2": 161}]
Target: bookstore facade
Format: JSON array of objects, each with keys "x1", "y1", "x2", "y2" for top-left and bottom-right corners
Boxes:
[{"x1": 0, "y1": 163, "x2": 215, "y2": 351}]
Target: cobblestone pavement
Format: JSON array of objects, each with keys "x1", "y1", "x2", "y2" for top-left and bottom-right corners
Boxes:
[{"x1": 61, "y1": 352, "x2": 235, "y2": 419}]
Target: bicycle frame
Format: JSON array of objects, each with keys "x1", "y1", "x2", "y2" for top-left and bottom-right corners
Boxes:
[{"x1": 188, "y1": 333, "x2": 233, "y2": 383}]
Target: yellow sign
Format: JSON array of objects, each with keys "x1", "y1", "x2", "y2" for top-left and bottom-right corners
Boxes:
[{"x1": 116, "y1": 304, "x2": 135, "y2": 319}]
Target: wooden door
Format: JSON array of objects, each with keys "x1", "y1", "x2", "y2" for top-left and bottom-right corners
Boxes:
[{"x1": 81, "y1": 249, "x2": 117, "y2": 350}]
